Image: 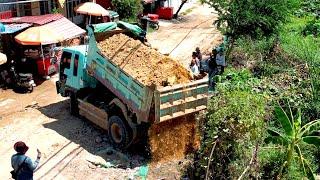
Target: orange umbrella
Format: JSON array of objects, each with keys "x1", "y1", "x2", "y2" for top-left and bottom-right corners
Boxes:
[
  {"x1": 15, "y1": 26, "x2": 63, "y2": 45},
  {"x1": 15, "y1": 26, "x2": 63, "y2": 75},
  {"x1": 75, "y1": 2, "x2": 110, "y2": 16}
]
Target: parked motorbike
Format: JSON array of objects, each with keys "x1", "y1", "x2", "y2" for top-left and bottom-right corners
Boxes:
[
  {"x1": 138, "y1": 14, "x2": 160, "y2": 30},
  {"x1": 10, "y1": 60, "x2": 35, "y2": 93},
  {"x1": 148, "y1": 18, "x2": 159, "y2": 30}
]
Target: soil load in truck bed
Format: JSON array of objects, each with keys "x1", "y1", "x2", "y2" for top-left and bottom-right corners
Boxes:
[{"x1": 97, "y1": 34, "x2": 193, "y2": 86}]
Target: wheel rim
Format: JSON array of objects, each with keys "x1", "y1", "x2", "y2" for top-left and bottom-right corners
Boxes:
[{"x1": 111, "y1": 124, "x2": 122, "y2": 143}]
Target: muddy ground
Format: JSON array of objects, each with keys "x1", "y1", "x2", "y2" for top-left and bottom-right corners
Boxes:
[{"x1": 0, "y1": 2, "x2": 221, "y2": 179}]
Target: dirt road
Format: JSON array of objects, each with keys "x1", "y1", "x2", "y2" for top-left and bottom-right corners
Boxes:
[
  {"x1": 0, "y1": 76, "x2": 173, "y2": 179},
  {"x1": 147, "y1": 2, "x2": 222, "y2": 67},
  {"x1": 0, "y1": 74, "x2": 193, "y2": 179}
]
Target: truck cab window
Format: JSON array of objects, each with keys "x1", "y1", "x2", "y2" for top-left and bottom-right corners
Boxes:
[
  {"x1": 74, "y1": 54, "x2": 79, "y2": 76},
  {"x1": 60, "y1": 51, "x2": 72, "y2": 70}
]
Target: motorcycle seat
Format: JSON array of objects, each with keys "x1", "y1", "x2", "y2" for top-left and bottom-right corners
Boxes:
[{"x1": 18, "y1": 73, "x2": 32, "y2": 77}]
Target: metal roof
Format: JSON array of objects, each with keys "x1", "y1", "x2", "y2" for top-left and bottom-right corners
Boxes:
[
  {"x1": 42, "y1": 17, "x2": 86, "y2": 40},
  {"x1": 0, "y1": 0, "x2": 49, "y2": 5},
  {"x1": 0, "y1": 14, "x2": 64, "y2": 25},
  {"x1": 0, "y1": 23, "x2": 32, "y2": 34}
]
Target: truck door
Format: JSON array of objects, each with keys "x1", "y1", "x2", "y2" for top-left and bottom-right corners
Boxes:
[{"x1": 71, "y1": 53, "x2": 82, "y2": 89}]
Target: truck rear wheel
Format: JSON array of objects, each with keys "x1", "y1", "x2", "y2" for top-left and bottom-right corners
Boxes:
[
  {"x1": 108, "y1": 116, "x2": 132, "y2": 149},
  {"x1": 70, "y1": 93, "x2": 79, "y2": 116}
]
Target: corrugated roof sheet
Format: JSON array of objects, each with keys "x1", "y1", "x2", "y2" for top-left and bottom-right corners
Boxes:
[
  {"x1": 0, "y1": 23, "x2": 32, "y2": 34},
  {"x1": 42, "y1": 17, "x2": 86, "y2": 40},
  {"x1": 0, "y1": 14, "x2": 64, "y2": 25}
]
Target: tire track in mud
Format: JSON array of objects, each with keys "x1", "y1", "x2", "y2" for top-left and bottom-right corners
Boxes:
[{"x1": 35, "y1": 141, "x2": 82, "y2": 180}]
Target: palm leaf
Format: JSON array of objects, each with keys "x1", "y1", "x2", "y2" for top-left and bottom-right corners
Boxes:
[
  {"x1": 302, "y1": 136, "x2": 320, "y2": 147},
  {"x1": 300, "y1": 120, "x2": 320, "y2": 136},
  {"x1": 303, "y1": 158, "x2": 315, "y2": 180},
  {"x1": 265, "y1": 129, "x2": 289, "y2": 145},
  {"x1": 294, "y1": 109, "x2": 302, "y2": 131},
  {"x1": 274, "y1": 105, "x2": 293, "y2": 136},
  {"x1": 294, "y1": 145, "x2": 306, "y2": 175}
]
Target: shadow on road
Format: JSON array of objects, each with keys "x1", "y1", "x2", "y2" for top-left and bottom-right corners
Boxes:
[{"x1": 37, "y1": 99, "x2": 150, "y2": 169}]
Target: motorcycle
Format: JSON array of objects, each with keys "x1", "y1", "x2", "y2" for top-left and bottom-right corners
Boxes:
[
  {"x1": 10, "y1": 60, "x2": 35, "y2": 93},
  {"x1": 138, "y1": 14, "x2": 160, "y2": 30}
]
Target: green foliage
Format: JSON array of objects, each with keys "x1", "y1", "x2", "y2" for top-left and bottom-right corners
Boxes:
[
  {"x1": 266, "y1": 103, "x2": 320, "y2": 179},
  {"x1": 111, "y1": 0, "x2": 142, "y2": 20},
  {"x1": 280, "y1": 24, "x2": 320, "y2": 102},
  {"x1": 198, "y1": 69, "x2": 266, "y2": 179},
  {"x1": 200, "y1": 0, "x2": 300, "y2": 39},
  {"x1": 302, "y1": 18, "x2": 320, "y2": 37},
  {"x1": 51, "y1": 7, "x2": 62, "y2": 14},
  {"x1": 295, "y1": 0, "x2": 320, "y2": 17}
]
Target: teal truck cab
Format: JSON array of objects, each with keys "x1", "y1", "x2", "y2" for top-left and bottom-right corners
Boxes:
[{"x1": 56, "y1": 23, "x2": 209, "y2": 149}]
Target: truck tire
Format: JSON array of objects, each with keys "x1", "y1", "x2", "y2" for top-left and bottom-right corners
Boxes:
[
  {"x1": 108, "y1": 115, "x2": 132, "y2": 149},
  {"x1": 70, "y1": 93, "x2": 79, "y2": 116}
]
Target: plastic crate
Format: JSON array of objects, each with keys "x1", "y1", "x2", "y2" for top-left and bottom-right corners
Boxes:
[{"x1": 156, "y1": 7, "x2": 173, "y2": 20}]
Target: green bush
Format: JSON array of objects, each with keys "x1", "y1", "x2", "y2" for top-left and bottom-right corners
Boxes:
[
  {"x1": 302, "y1": 19, "x2": 320, "y2": 37},
  {"x1": 295, "y1": 0, "x2": 320, "y2": 17},
  {"x1": 198, "y1": 69, "x2": 267, "y2": 179},
  {"x1": 111, "y1": 0, "x2": 142, "y2": 21}
]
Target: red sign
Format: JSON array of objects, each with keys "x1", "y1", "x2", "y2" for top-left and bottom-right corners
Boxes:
[{"x1": 0, "y1": 11, "x2": 13, "y2": 19}]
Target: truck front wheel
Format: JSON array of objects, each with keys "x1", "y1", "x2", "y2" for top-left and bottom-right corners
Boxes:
[{"x1": 108, "y1": 116, "x2": 132, "y2": 149}]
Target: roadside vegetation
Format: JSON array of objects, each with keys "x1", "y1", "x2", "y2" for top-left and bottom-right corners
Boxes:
[
  {"x1": 186, "y1": 0, "x2": 320, "y2": 179},
  {"x1": 111, "y1": 0, "x2": 142, "y2": 21}
]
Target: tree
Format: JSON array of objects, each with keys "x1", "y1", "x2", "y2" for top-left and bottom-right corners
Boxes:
[
  {"x1": 265, "y1": 103, "x2": 320, "y2": 179},
  {"x1": 111, "y1": 0, "x2": 142, "y2": 21},
  {"x1": 200, "y1": 0, "x2": 300, "y2": 57}
]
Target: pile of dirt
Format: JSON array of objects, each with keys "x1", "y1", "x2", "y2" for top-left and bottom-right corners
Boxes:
[
  {"x1": 148, "y1": 115, "x2": 200, "y2": 163},
  {"x1": 97, "y1": 34, "x2": 193, "y2": 87}
]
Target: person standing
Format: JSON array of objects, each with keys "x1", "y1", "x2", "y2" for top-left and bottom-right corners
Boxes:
[
  {"x1": 192, "y1": 51, "x2": 200, "y2": 68},
  {"x1": 215, "y1": 48, "x2": 226, "y2": 74},
  {"x1": 208, "y1": 49, "x2": 218, "y2": 88},
  {"x1": 190, "y1": 58, "x2": 200, "y2": 79},
  {"x1": 195, "y1": 47, "x2": 202, "y2": 61},
  {"x1": 11, "y1": 141, "x2": 41, "y2": 180}
]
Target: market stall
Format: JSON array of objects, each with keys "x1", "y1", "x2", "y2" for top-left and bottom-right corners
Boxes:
[
  {"x1": 15, "y1": 26, "x2": 63, "y2": 77},
  {"x1": 0, "y1": 23, "x2": 32, "y2": 62},
  {"x1": 11, "y1": 15, "x2": 86, "y2": 77}
]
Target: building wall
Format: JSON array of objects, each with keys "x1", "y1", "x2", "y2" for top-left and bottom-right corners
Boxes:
[
  {"x1": 31, "y1": 2, "x2": 41, "y2": 16},
  {"x1": 96, "y1": 0, "x2": 111, "y2": 10}
]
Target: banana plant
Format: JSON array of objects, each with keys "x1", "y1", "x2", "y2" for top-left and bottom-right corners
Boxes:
[{"x1": 265, "y1": 103, "x2": 320, "y2": 180}]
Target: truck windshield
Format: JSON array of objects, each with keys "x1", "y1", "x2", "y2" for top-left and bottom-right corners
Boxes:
[{"x1": 61, "y1": 51, "x2": 72, "y2": 70}]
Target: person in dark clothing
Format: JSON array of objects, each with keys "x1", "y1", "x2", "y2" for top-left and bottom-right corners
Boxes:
[
  {"x1": 208, "y1": 49, "x2": 218, "y2": 88},
  {"x1": 11, "y1": 141, "x2": 41, "y2": 180},
  {"x1": 195, "y1": 47, "x2": 202, "y2": 61},
  {"x1": 195, "y1": 47, "x2": 202, "y2": 71}
]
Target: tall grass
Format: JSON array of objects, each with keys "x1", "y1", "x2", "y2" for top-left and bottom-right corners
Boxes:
[{"x1": 280, "y1": 17, "x2": 320, "y2": 101}]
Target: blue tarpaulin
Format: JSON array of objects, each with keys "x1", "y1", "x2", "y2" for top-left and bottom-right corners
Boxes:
[{"x1": 0, "y1": 23, "x2": 31, "y2": 34}]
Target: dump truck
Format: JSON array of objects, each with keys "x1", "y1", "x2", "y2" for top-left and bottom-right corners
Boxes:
[{"x1": 56, "y1": 23, "x2": 209, "y2": 149}]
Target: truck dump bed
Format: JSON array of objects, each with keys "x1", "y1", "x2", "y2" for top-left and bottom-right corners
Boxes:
[{"x1": 86, "y1": 25, "x2": 208, "y2": 124}]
